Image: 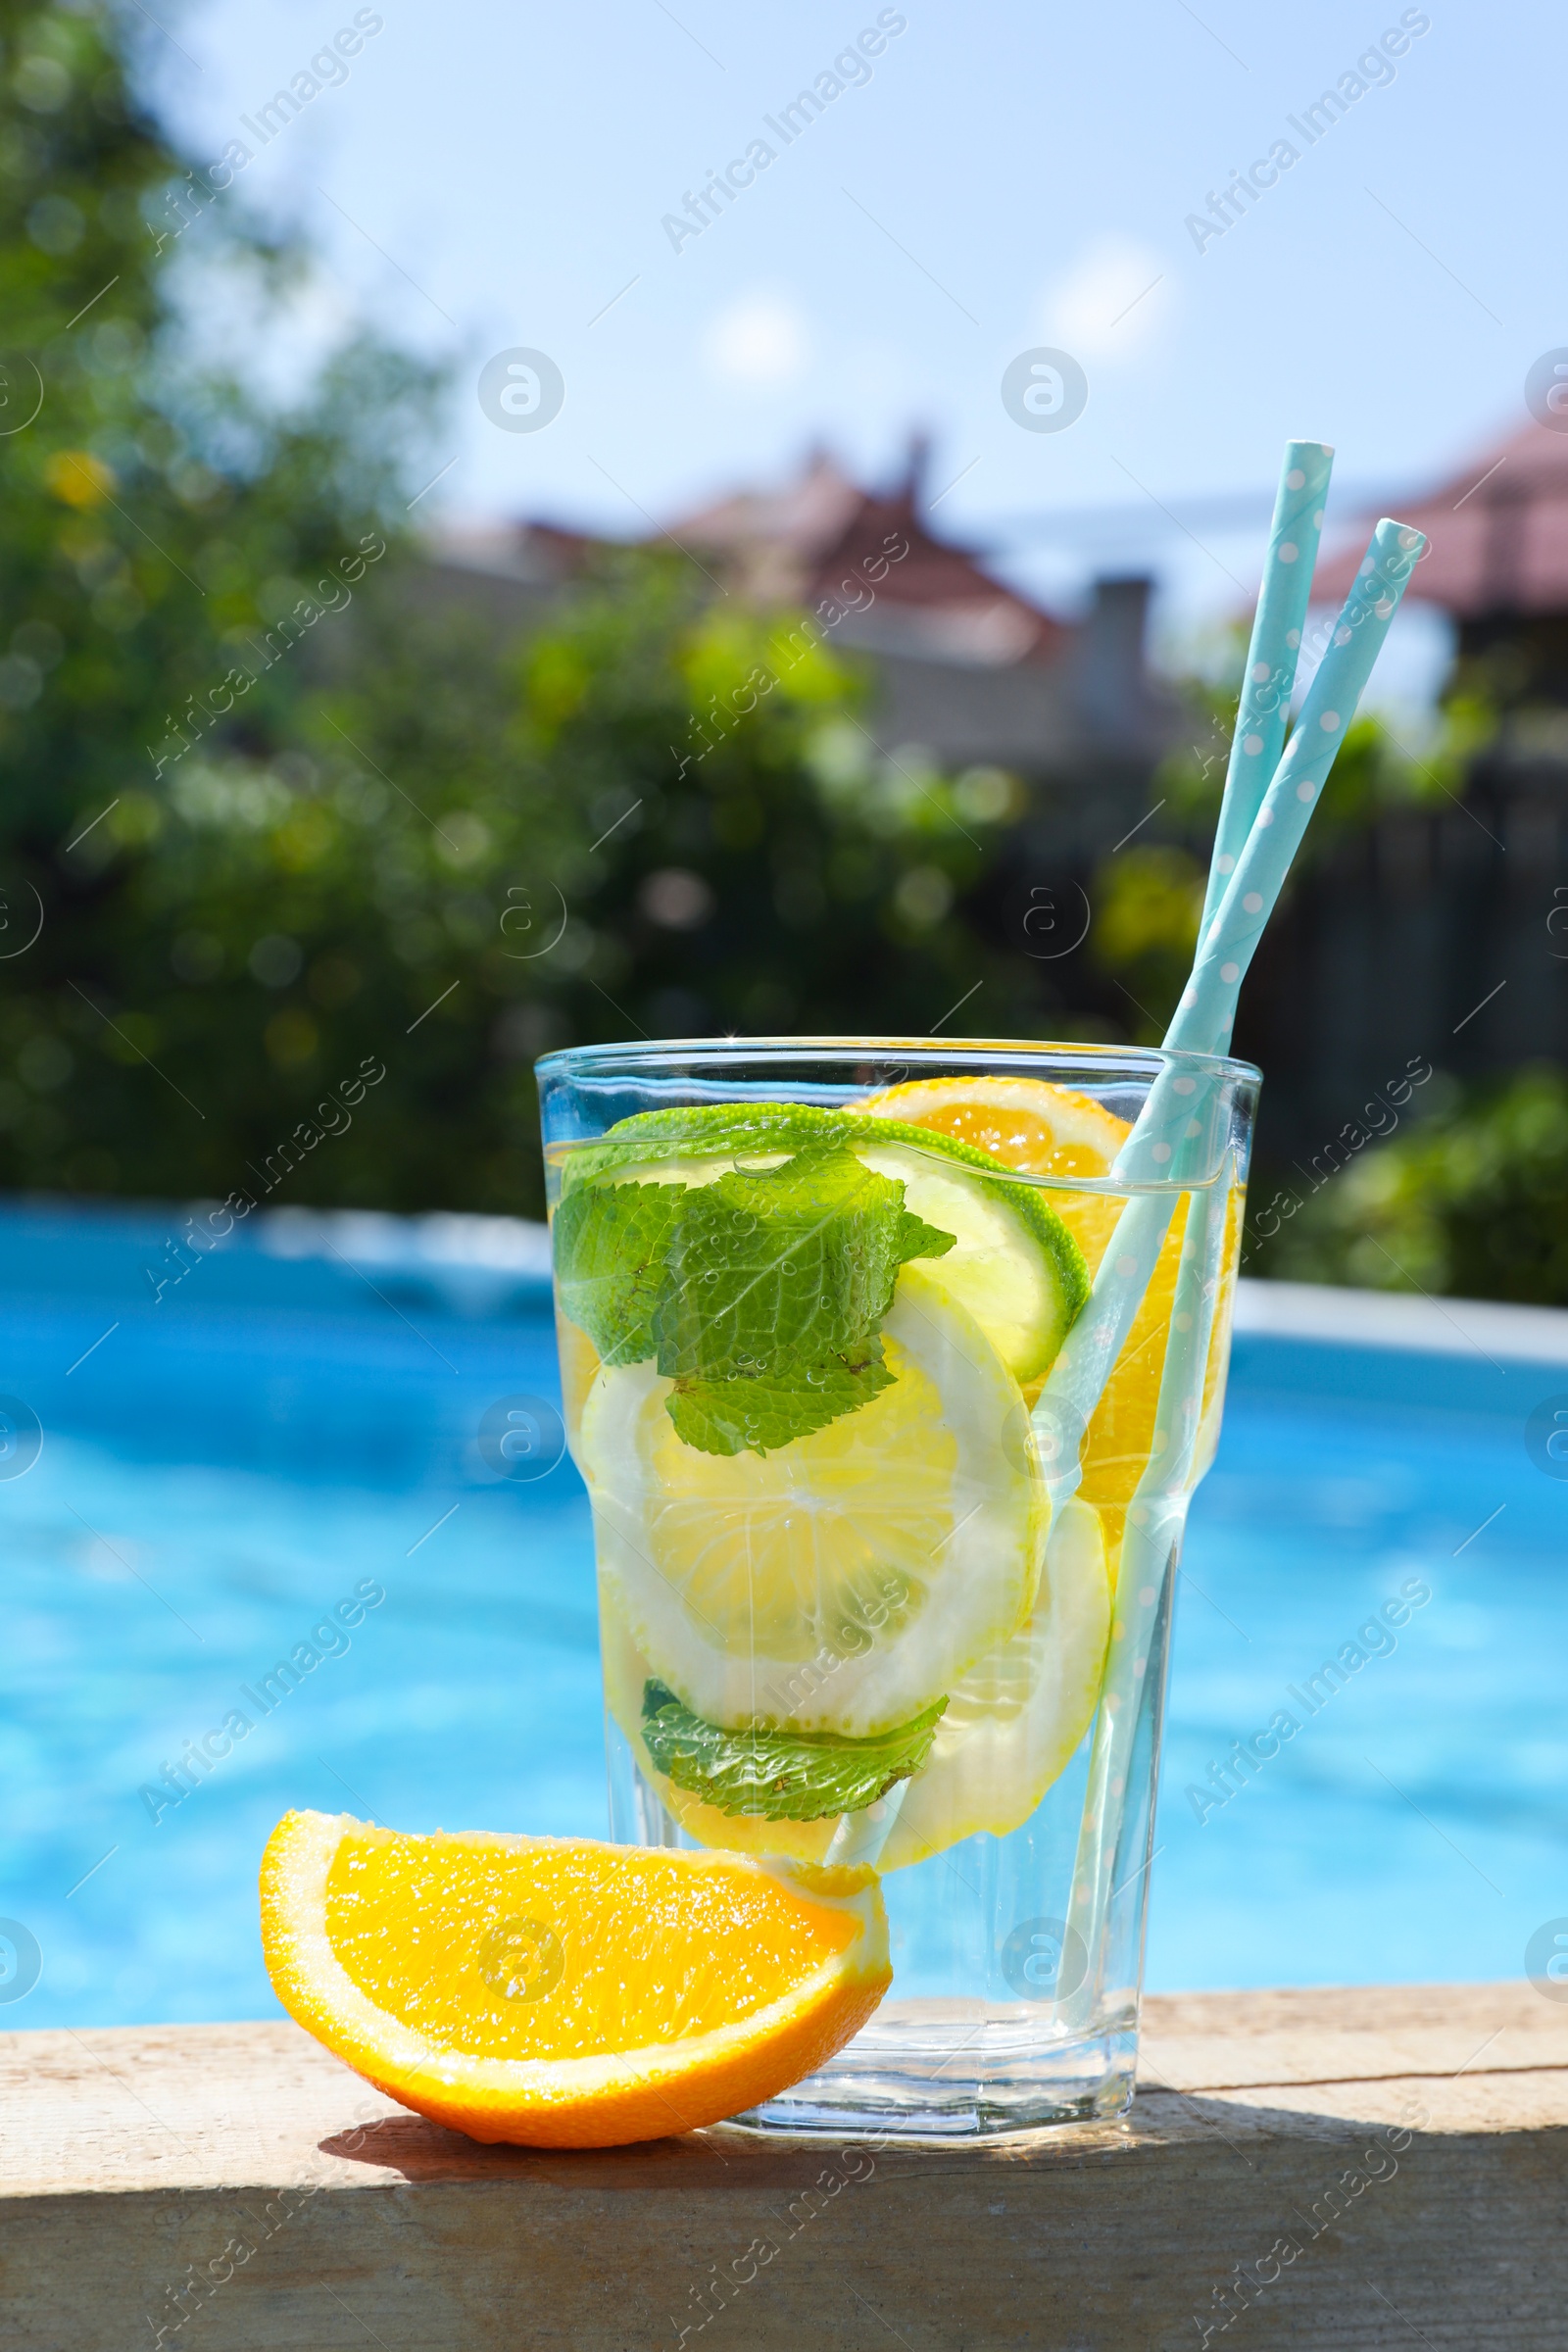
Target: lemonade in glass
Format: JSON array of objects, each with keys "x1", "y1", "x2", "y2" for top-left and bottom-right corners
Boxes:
[{"x1": 537, "y1": 1039, "x2": 1257, "y2": 2134}]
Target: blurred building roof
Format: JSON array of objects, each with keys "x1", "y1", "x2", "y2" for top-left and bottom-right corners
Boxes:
[
  {"x1": 425, "y1": 516, "x2": 595, "y2": 591},
  {"x1": 423, "y1": 444, "x2": 1172, "y2": 789},
  {"x1": 1312, "y1": 423, "x2": 1568, "y2": 618},
  {"x1": 669, "y1": 442, "x2": 1072, "y2": 669}
]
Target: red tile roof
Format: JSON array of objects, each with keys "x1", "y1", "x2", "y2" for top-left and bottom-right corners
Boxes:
[
  {"x1": 670, "y1": 446, "x2": 1070, "y2": 666},
  {"x1": 1310, "y1": 422, "x2": 1568, "y2": 618}
]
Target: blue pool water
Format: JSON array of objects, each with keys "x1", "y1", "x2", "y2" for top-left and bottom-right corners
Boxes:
[{"x1": 0, "y1": 1200, "x2": 1563, "y2": 2028}]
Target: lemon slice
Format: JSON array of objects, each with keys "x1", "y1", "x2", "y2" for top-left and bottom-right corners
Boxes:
[
  {"x1": 579, "y1": 1265, "x2": 1046, "y2": 1740},
  {"x1": 598, "y1": 1501, "x2": 1107, "y2": 1875},
  {"x1": 859, "y1": 1076, "x2": 1232, "y2": 1573},
  {"x1": 555, "y1": 1308, "x2": 601, "y2": 1473},
  {"x1": 599, "y1": 1501, "x2": 1106, "y2": 1874},
  {"x1": 877, "y1": 1495, "x2": 1110, "y2": 1871}
]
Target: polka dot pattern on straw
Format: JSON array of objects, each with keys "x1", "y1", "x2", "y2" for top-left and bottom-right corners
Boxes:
[{"x1": 1197, "y1": 440, "x2": 1335, "y2": 939}]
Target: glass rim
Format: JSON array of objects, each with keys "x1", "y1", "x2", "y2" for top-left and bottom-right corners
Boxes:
[{"x1": 535, "y1": 1033, "x2": 1262, "y2": 1087}]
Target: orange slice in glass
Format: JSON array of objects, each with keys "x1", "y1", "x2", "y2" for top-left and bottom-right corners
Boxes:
[
  {"x1": 862, "y1": 1075, "x2": 1234, "y2": 1569},
  {"x1": 261, "y1": 1809, "x2": 890, "y2": 2147},
  {"x1": 864, "y1": 1072, "x2": 1132, "y2": 1265}
]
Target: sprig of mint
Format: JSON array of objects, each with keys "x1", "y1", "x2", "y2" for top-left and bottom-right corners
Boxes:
[
  {"x1": 665, "y1": 1348, "x2": 895, "y2": 1455},
  {"x1": 653, "y1": 1147, "x2": 951, "y2": 1382},
  {"x1": 551, "y1": 1179, "x2": 686, "y2": 1366},
  {"x1": 554, "y1": 1140, "x2": 954, "y2": 1456},
  {"x1": 559, "y1": 1103, "x2": 857, "y2": 1196},
  {"x1": 641, "y1": 1680, "x2": 948, "y2": 1821}
]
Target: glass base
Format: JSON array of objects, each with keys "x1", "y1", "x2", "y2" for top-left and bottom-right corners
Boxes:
[
  {"x1": 734, "y1": 1999, "x2": 1138, "y2": 2139},
  {"x1": 606, "y1": 1724, "x2": 1145, "y2": 2138}
]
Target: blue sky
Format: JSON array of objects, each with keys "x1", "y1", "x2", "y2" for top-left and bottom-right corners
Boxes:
[{"x1": 144, "y1": 0, "x2": 1557, "y2": 691}]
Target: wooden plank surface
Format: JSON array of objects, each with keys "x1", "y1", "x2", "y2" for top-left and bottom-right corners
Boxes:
[{"x1": 2, "y1": 1984, "x2": 1565, "y2": 2350}]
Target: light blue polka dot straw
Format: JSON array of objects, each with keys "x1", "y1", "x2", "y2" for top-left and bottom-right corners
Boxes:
[
  {"x1": 1042, "y1": 499, "x2": 1427, "y2": 2025},
  {"x1": 1198, "y1": 439, "x2": 1335, "y2": 937},
  {"x1": 1033, "y1": 511, "x2": 1428, "y2": 1500},
  {"x1": 1114, "y1": 514, "x2": 1428, "y2": 1184},
  {"x1": 1166, "y1": 513, "x2": 1427, "y2": 1067}
]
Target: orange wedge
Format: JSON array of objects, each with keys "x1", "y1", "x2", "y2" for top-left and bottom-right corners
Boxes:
[
  {"x1": 863, "y1": 1075, "x2": 1238, "y2": 1569},
  {"x1": 260, "y1": 1810, "x2": 890, "y2": 2147}
]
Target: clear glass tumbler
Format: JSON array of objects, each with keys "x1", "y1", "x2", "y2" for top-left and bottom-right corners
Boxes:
[{"x1": 536, "y1": 1038, "x2": 1258, "y2": 2136}]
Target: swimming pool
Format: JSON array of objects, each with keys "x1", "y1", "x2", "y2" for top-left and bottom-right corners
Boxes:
[{"x1": 1, "y1": 1201, "x2": 1562, "y2": 2027}]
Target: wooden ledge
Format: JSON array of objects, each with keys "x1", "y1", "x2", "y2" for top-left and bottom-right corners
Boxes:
[{"x1": 3, "y1": 1984, "x2": 1565, "y2": 2348}]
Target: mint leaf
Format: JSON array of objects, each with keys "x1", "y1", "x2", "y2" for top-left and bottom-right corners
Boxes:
[
  {"x1": 560, "y1": 1103, "x2": 853, "y2": 1195},
  {"x1": 552, "y1": 1179, "x2": 686, "y2": 1365},
  {"x1": 648, "y1": 1145, "x2": 953, "y2": 1454},
  {"x1": 653, "y1": 1147, "x2": 945, "y2": 1384},
  {"x1": 553, "y1": 1123, "x2": 956, "y2": 1452},
  {"x1": 898, "y1": 1206, "x2": 957, "y2": 1265},
  {"x1": 641, "y1": 1680, "x2": 948, "y2": 1822},
  {"x1": 667, "y1": 1347, "x2": 895, "y2": 1457}
]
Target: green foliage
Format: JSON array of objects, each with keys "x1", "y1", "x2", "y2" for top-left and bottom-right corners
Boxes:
[
  {"x1": 1155, "y1": 627, "x2": 1496, "y2": 848},
  {"x1": 1088, "y1": 845, "x2": 1205, "y2": 1040},
  {"x1": 0, "y1": 0, "x2": 1020, "y2": 1218},
  {"x1": 0, "y1": 0, "x2": 453, "y2": 1201},
  {"x1": 1268, "y1": 1065, "x2": 1568, "y2": 1304},
  {"x1": 1155, "y1": 661, "x2": 1243, "y2": 832},
  {"x1": 9, "y1": 522, "x2": 1024, "y2": 1212}
]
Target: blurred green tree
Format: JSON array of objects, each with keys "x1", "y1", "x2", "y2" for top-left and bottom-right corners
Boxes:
[
  {"x1": 1085, "y1": 843, "x2": 1205, "y2": 1042},
  {"x1": 1267, "y1": 1065, "x2": 1568, "y2": 1305},
  {"x1": 76, "y1": 554, "x2": 1020, "y2": 1217},
  {"x1": 1087, "y1": 631, "x2": 1497, "y2": 1045},
  {"x1": 0, "y1": 2, "x2": 1020, "y2": 1218},
  {"x1": 1158, "y1": 641, "x2": 1497, "y2": 844},
  {"x1": 0, "y1": 0, "x2": 439, "y2": 1192}
]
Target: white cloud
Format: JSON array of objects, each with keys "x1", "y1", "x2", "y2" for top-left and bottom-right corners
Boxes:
[
  {"x1": 700, "y1": 293, "x2": 810, "y2": 387},
  {"x1": 1043, "y1": 233, "x2": 1172, "y2": 360}
]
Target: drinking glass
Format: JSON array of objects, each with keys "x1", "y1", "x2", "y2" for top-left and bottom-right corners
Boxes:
[{"x1": 536, "y1": 1038, "x2": 1258, "y2": 2136}]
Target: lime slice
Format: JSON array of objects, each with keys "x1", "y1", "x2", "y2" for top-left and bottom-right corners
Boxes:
[
  {"x1": 859, "y1": 1072, "x2": 1132, "y2": 1292},
  {"x1": 556, "y1": 1102, "x2": 1087, "y2": 1386},
  {"x1": 578, "y1": 1265, "x2": 1046, "y2": 1740},
  {"x1": 878, "y1": 1495, "x2": 1110, "y2": 1872},
  {"x1": 851, "y1": 1136, "x2": 1081, "y2": 1382}
]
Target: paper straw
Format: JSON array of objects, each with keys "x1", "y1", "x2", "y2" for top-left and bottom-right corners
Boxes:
[
  {"x1": 1175, "y1": 514, "x2": 1427, "y2": 1054},
  {"x1": 1033, "y1": 511, "x2": 1427, "y2": 2022},
  {"x1": 1198, "y1": 440, "x2": 1335, "y2": 938},
  {"x1": 1035, "y1": 514, "x2": 1429, "y2": 1491},
  {"x1": 824, "y1": 1775, "x2": 907, "y2": 1867},
  {"x1": 1057, "y1": 1174, "x2": 1231, "y2": 2032},
  {"x1": 1031, "y1": 1191, "x2": 1178, "y2": 1517},
  {"x1": 1034, "y1": 515, "x2": 1428, "y2": 1446},
  {"x1": 1114, "y1": 514, "x2": 1428, "y2": 1184}
]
